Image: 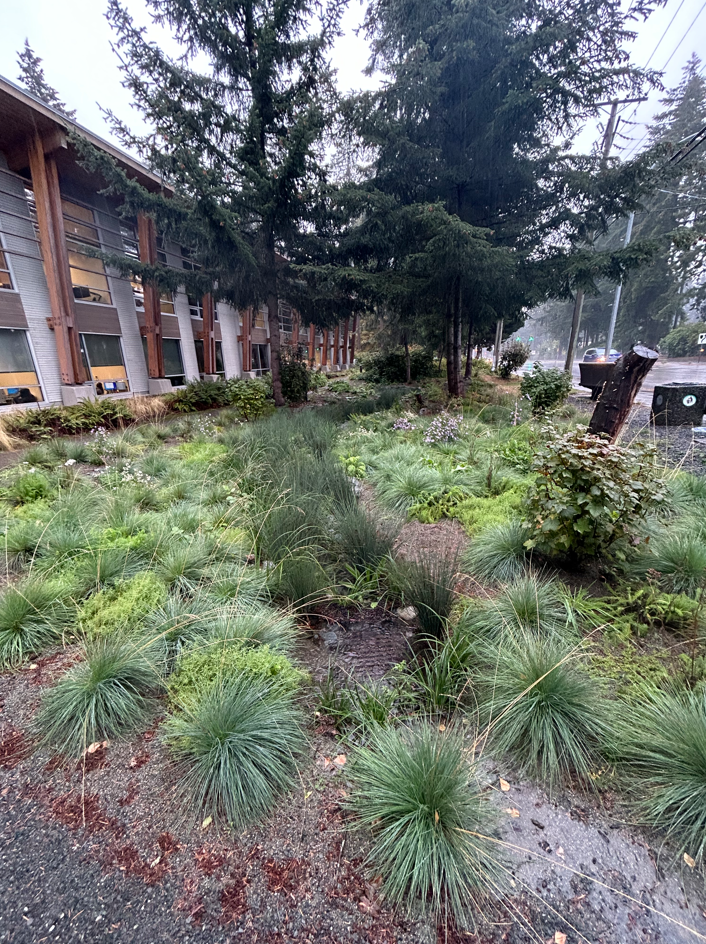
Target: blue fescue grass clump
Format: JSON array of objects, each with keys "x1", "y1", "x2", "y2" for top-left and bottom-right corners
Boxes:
[
  {"x1": 618, "y1": 689, "x2": 706, "y2": 867},
  {"x1": 163, "y1": 674, "x2": 305, "y2": 827},
  {"x1": 348, "y1": 724, "x2": 502, "y2": 925},
  {"x1": 38, "y1": 637, "x2": 163, "y2": 755},
  {"x1": 480, "y1": 632, "x2": 610, "y2": 789}
]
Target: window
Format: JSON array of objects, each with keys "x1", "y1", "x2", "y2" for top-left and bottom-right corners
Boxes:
[
  {"x1": 131, "y1": 276, "x2": 175, "y2": 315},
  {"x1": 0, "y1": 328, "x2": 43, "y2": 404},
  {"x1": 120, "y1": 223, "x2": 139, "y2": 259},
  {"x1": 142, "y1": 337, "x2": 185, "y2": 386},
  {"x1": 278, "y1": 301, "x2": 293, "y2": 335},
  {"x1": 253, "y1": 305, "x2": 267, "y2": 329},
  {"x1": 252, "y1": 343, "x2": 269, "y2": 375},
  {"x1": 181, "y1": 246, "x2": 200, "y2": 271},
  {"x1": 156, "y1": 235, "x2": 168, "y2": 265},
  {"x1": 0, "y1": 244, "x2": 13, "y2": 290},
  {"x1": 62, "y1": 199, "x2": 112, "y2": 305},
  {"x1": 188, "y1": 294, "x2": 203, "y2": 319},
  {"x1": 80, "y1": 333, "x2": 129, "y2": 393},
  {"x1": 195, "y1": 339, "x2": 225, "y2": 377}
]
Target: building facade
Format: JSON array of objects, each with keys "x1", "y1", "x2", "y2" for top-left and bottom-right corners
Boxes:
[{"x1": 0, "y1": 76, "x2": 357, "y2": 410}]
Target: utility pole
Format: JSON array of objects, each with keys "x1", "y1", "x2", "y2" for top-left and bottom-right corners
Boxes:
[
  {"x1": 564, "y1": 101, "x2": 621, "y2": 375},
  {"x1": 604, "y1": 210, "x2": 635, "y2": 356}
]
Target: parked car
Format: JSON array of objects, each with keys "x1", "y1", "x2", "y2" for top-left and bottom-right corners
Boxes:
[{"x1": 583, "y1": 348, "x2": 621, "y2": 363}]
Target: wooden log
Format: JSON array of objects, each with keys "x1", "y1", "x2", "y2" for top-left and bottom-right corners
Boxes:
[{"x1": 588, "y1": 345, "x2": 658, "y2": 440}]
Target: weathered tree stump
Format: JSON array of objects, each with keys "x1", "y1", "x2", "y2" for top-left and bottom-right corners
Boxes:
[{"x1": 588, "y1": 345, "x2": 658, "y2": 441}]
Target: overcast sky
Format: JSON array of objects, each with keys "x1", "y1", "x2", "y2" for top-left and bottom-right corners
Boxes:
[{"x1": 0, "y1": 0, "x2": 703, "y2": 160}]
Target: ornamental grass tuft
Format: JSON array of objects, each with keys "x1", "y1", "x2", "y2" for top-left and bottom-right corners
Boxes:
[
  {"x1": 163, "y1": 674, "x2": 304, "y2": 827},
  {"x1": 0, "y1": 579, "x2": 72, "y2": 668},
  {"x1": 38, "y1": 637, "x2": 162, "y2": 755},
  {"x1": 463, "y1": 519, "x2": 530, "y2": 583},
  {"x1": 348, "y1": 724, "x2": 501, "y2": 924},
  {"x1": 480, "y1": 633, "x2": 609, "y2": 789},
  {"x1": 619, "y1": 689, "x2": 706, "y2": 867}
]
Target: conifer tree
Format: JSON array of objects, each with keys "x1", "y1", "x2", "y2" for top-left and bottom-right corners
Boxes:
[
  {"x1": 339, "y1": 0, "x2": 664, "y2": 392},
  {"x1": 16, "y1": 40, "x2": 76, "y2": 119},
  {"x1": 84, "y1": 0, "x2": 344, "y2": 406}
]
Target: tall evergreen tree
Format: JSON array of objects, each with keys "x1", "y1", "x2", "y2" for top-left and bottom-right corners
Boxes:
[
  {"x1": 339, "y1": 0, "x2": 663, "y2": 391},
  {"x1": 83, "y1": 0, "x2": 343, "y2": 406},
  {"x1": 16, "y1": 40, "x2": 76, "y2": 119}
]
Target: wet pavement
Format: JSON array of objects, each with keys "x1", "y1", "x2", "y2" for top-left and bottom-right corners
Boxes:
[{"x1": 539, "y1": 357, "x2": 706, "y2": 408}]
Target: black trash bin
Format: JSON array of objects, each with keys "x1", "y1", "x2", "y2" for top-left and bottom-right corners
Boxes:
[{"x1": 651, "y1": 383, "x2": 706, "y2": 427}]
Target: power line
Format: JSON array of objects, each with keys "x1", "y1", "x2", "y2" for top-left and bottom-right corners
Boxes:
[
  {"x1": 623, "y1": 0, "x2": 706, "y2": 159},
  {"x1": 643, "y1": 0, "x2": 688, "y2": 69}
]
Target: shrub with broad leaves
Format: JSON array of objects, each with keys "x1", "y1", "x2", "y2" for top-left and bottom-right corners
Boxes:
[
  {"x1": 497, "y1": 340, "x2": 531, "y2": 379},
  {"x1": 520, "y1": 364, "x2": 573, "y2": 414},
  {"x1": 524, "y1": 425, "x2": 665, "y2": 562}
]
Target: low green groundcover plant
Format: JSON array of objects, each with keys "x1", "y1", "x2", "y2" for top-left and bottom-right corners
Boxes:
[
  {"x1": 453, "y1": 487, "x2": 525, "y2": 534},
  {"x1": 169, "y1": 641, "x2": 307, "y2": 706},
  {"x1": 163, "y1": 674, "x2": 304, "y2": 827},
  {"x1": 78, "y1": 573, "x2": 168, "y2": 639},
  {"x1": 38, "y1": 638, "x2": 162, "y2": 755},
  {"x1": 348, "y1": 724, "x2": 501, "y2": 925},
  {"x1": 524, "y1": 425, "x2": 664, "y2": 562},
  {"x1": 481, "y1": 633, "x2": 610, "y2": 788}
]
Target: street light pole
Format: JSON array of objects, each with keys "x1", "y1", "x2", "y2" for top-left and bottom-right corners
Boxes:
[{"x1": 604, "y1": 210, "x2": 635, "y2": 356}]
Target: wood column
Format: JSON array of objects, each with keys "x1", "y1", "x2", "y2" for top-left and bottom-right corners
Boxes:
[
  {"x1": 137, "y1": 212, "x2": 164, "y2": 378},
  {"x1": 322, "y1": 328, "x2": 329, "y2": 368},
  {"x1": 350, "y1": 315, "x2": 358, "y2": 362},
  {"x1": 27, "y1": 131, "x2": 85, "y2": 385},
  {"x1": 308, "y1": 323, "x2": 316, "y2": 364},
  {"x1": 202, "y1": 293, "x2": 217, "y2": 375},
  {"x1": 342, "y1": 317, "x2": 350, "y2": 367},
  {"x1": 241, "y1": 307, "x2": 252, "y2": 371},
  {"x1": 333, "y1": 323, "x2": 340, "y2": 367}
]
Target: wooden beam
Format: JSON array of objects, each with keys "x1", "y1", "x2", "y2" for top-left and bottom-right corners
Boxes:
[
  {"x1": 350, "y1": 315, "x2": 358, "y2": 363},
  {"x1": 242, "y1": 307, "x2": 252, "y2": 371},
  {"x1": 342, "y1": 317, "x2": 350, "y2": 367},
  {"x1": 333, "y1": 323, "x2": 340, "y2": 367},
  {"x1": 202, "y1": 293, "x2": 217, "y2": 374},
  {"x1": 322, "y1": 328, "x2": 329, "y2": 367},
  {"x1": 137, "y1": 212, "x2": 164, "y2": 379},
  {"x1": 27, "y1": 131, "x2": 85, "y2": 385},
  {"x1": 308, "y1": 323, "x2": 315, "y2": 364}
]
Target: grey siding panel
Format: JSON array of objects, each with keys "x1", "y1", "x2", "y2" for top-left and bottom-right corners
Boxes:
[
  {"x1": 217, "y1": 303, "x2": 242, "y2": 378},
  {"x1": 0, "y1": 152, "x2": 62, "y2": 403},
  {"x1": 0, "y1": 291, "x2": 28, "y2": 328},
  {"x1": 173, "y1": 291, "x2": 199, "y2": 380}
]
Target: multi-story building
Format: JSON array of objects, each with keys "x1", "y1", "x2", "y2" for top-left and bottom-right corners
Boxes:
[{"x1": 0, "y1": 75, "x2": 357, "y2": 410}]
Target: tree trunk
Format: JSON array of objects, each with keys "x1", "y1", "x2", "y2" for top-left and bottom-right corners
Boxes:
[
  {"x1": 588, "y1": 345, "x2": 659, "y2": 441},
  {"x1": 403, "y1": 330, "x2": 411, "y2": 384},
  {"x1": 266, "y1": 291, "x2": 285, "y2": 407},
  {"x1": 454, "y1": 281, "x2": 463, "y2": 394},
  {"x1": 564, "y1": 289, "x2": 584, "y2": 374},
  {"x1": 445, "y1": 295, "x2": 460, "y2": 396},
  {"x1": 464, "y1": 310, "x2": 473, "y2": 381}
]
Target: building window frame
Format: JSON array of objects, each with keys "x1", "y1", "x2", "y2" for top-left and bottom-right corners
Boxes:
[
  {"x1": 61, "y1": 198, "x2": 113, "y2": 306},
  {"x1": 79, "y1": 333, "x2": 130, "y2": 395},
  {"x1": 0, "y1": 233, "x2": 16, "y2": 291},
  {"x1": 0, "y1": 327, "x2": 44, "y2": 404}
]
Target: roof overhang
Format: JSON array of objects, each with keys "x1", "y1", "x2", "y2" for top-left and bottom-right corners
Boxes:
[{"x1": 0, "y1": 74, "x2": 171, "y2": 195}]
